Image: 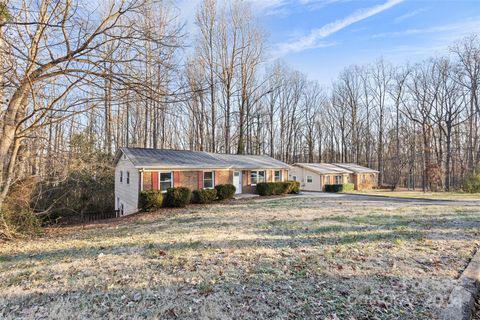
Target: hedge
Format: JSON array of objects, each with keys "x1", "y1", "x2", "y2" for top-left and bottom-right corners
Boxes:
[
  {"x1": 256, "y1": 182, "x2": 286, "y2": 196},
  {"x1": 139, "y1": 190, "x2": 163, "y2": 211},
  {"x1": 324, "y1": 183, "x2": 354, "y2": 193},
  {"x1": 256, "y1": 181, "x2": 300, "y2": 196},
  {"x1": 164, "y1": 187, "x2": 191, "y2": 207},
  {"x1": 215, "y1": 184, "x2": 236, "y2": 200},
  {"x1": 192, "y1": 188, "x2": 218, "y2": 204}
]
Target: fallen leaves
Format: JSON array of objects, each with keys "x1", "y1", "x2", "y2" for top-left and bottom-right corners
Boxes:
[{"x1": 0, "y1": 198, "x2": 478, "y2": 319}]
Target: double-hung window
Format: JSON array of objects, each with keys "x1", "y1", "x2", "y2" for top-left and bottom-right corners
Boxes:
[
  {"x1": 307, "y1": 175, "x2": 313, "y2": 183},
  {"x1": 160, "y1": 172, "x2": 172, "y2": 192},
  {"x1": 335, "y1": 175, "x2": 342, "y2": 184},
  {"x1": 274, "y1": 170, "x2": 282, "y2": 182},
  {"x1": 250, "y1": 170, "x2": 265, "y2": 185},
  {"x1": 126, "y1": 171, "x2": 130, "y2": 184},
  {"x1": 120, "y1": 171, "x2": 123, "y2": 183},
  {"x1": 203, "y1": 171, "x2": 214, "y2": 188}
]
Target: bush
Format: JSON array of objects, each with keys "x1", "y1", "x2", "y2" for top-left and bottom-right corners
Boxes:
[
  {"x1": 139, "y1": 190, "x2": 163, "y2": 211},
  {"x1": 284, "y1": 180, "x2": 300, "y2": 194},
  {"x1": 164, "y1": 187, "x2": 192, "y2": 207},
  {"x1": 215, "y1": 184, "x2": 236, "y2": 200},
  {"x1": 325, "y1": 183, "x2": 354, "y2": 193},
  {"x1": 0, "y1": 209, "x2": 42, "y2": 240},
  {"x1": 256, "y1": 181, "x2": 300, "y2": 196},
  {"x1": 462, "y1": 171, "x2": 480, "y2": 193},
  {"x1": 33, "y1": 167, "x2": 114, "y2": 223},
  {"x1": 257, "y1": 182, "x2": 288, "y2": 196},
  {"x1": 192, "y1": 188, "x2": 218, "y2": 204}
]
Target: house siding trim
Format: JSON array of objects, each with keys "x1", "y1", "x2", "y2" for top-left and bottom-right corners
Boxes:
[{"x1": 115, "y1": 157, "x2": 139, "y2": 216}]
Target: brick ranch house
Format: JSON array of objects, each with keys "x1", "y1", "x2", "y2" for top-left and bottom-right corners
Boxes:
[
  {"x1": 114, "y1": 147, "x2": 291, "y2": 215},
  {"x1": 290, "y1": 163, "x2": 378, "y2": 192}
]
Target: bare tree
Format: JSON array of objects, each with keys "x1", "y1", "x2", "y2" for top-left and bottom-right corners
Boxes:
[{"x1": 0, "y1": 0, "x2": 182, "y2": 211}]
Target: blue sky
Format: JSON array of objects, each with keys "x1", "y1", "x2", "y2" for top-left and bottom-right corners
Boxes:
[{"x1": 179, "y1": 0, "x2": 480, "y2": 83}]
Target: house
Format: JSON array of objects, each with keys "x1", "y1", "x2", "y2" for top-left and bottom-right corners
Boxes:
[
  {"x1": 114, "y1": 147, "x2": 290, "y2": 215},
  {"x1": 333, "y1": 163, "x2": 379, "y2": 191},
  {"x1": 289, "y1": 163, "x2": 353, "y2": 192},
  {"x1": 289, "y1": 163, "x2": 378, "y2": 192}
]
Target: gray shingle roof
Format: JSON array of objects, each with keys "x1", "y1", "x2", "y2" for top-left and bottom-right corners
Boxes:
[
  {"x1": 333, "y1": 163, "x2": 379, "y2": 173},
  {"x1": 117, "y1": 147, "x2": 290, "y2": 170},
  {"x1": 294, "y1": 163, "x2": 353, "y2": 174}
]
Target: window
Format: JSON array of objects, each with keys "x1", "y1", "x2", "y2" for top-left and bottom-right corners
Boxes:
[
  {"x1": 120, "y1": 171, "x2": 123, "y2": 183},
  {"x1": 259, "y1": 171, "x2": 265, "y2": 183},
  {"x1": 274, "y1": 170, "x2": 282, "y2": 182},
  {"x1": 250, "y1": 170, "x2": 265, "y2": 185},
  {"x1": 292, "y1": 175, "x2": 297, "y2": 181},
  {"x1": 362, "y1": 174, "x2": 366, "y2": 184},
  {"x1": 126, "y1": 171, "x2": 130, "y2": 184},
  {"x1": 203, "y1": 171, "x2": 214, "y2": 188},
  {"x1": 307, "y1": 175, "x2": 313, "y2": 183},
  {"x1": 335, "y1": 175, "x2": 342, "y2": 184},
  {"x1": 160, "y1": 172, "x2": 172, "y2": 192}
]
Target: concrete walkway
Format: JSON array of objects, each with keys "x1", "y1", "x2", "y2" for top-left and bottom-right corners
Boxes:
[{"x1": 234, "y1": 193, "x2": 259, "y2": 200}]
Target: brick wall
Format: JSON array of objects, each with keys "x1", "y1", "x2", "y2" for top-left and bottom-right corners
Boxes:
[
  {"x1": 177, "y1": 171, "x2": 200, "y2": 190},
  {"x1": 354, "y1": 173, "x2": 378, "y2": 190},
  {"x1": 242, "y1": 170, "x2": 255, "y2": 193},
  {"x1": 266, "y1": 170, "x2": 273, "y2": 182},
  {"x1": 214, "y1": 170, "x2": 232, "y2": 185}
]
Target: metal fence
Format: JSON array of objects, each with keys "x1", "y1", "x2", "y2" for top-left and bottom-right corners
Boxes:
[{"x1": 58, "y1": 210, "x2": 121, "y2": 225}]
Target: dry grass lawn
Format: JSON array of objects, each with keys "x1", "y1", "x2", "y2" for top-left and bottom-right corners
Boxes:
[
  {"x1": 1, "y1": 195, "x2": 479, "y2": 319},
  {"x1": 355, "y1": 189, "x2": 480, "y2": 201}
]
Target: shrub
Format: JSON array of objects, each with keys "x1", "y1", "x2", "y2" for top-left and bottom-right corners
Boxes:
[
  {"x1": 257, "y1": 182, "x2": 288, "y2": 196},
  {"x1": 284, "y1": 180, "x2": 300, "y2": 194},
  {"x1": 164, "y1": 187, "x2": 192, "y2": 207},
  {"x1": 33, "y1": 167, "x2": 114, "y2": 223},
  {"x1": 256, "y1": 181, "x2": 300, "y2": 196},
  {"x1": 325, "y1": 183, "x2": 354, "y2": 193},
  {"x1": 0, "y1": 209, "x2": 42, "y2": 240},
  {"x1": 139, "y1": 190, "x2": 163, "y2": 211},
  {"x1": 192, "y1": 188, "x2": 218, "y2": 204},
  {"x1": 462, "y1": 171, "x2": 480, "y2": 193},
  {"x1": 215, "y1": 184, "x2": 236, "y2": 200}
]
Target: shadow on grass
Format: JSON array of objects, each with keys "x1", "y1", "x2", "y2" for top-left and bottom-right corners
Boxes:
[
  {"x1": 0, "y1": 261, "x2": 445, "y2": 320},
  {"x1": 0, "y1": 226, "x2": 464, "y2": 266},
  {"x1": 2, "y1": 196, "x2": 479, "y2": 266}
]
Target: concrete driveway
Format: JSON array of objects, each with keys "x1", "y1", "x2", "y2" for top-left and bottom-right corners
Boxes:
[{"x1": 296, "y1": 191, "x2": 480, "y2": 207}]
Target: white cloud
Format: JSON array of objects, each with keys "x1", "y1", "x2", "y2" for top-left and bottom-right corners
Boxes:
[
  {"x1": 274, "y1": 0, "x2": 404, "y2": 57},
  {"x1": 394, "y1": 8, "x2": 427, "y2": 23},
  {"x1": 372, "y1": 18, "x2": 480, "y2": 39},
  {"x1": 372, "y1": 18, "x2": 480, "y2": 63}
]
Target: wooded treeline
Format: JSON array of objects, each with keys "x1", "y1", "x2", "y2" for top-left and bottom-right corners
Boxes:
[{"x1": 1, "y1": 0, "x2": 479, "y2": 236}]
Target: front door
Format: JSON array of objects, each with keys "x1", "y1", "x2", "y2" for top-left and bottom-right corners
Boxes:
[{"x1": 233, "y1": 171, "x2": 242, "y2": 194}]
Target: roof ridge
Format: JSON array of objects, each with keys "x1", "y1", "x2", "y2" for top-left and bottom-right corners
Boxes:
[
  {"x1": 121, "y1": 147, "x2": 273, "y2": 158},
  {"x1": 116, "y1": 147, "x2": 290, "y2": 169}
]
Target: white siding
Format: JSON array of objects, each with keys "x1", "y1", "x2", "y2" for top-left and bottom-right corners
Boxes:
[
  {"x1": 289, "y1": 165, "x2": 324, "y2": 192},
  {"x1": 115, "y1": 155, "x2": 139, "y2": 216}
]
